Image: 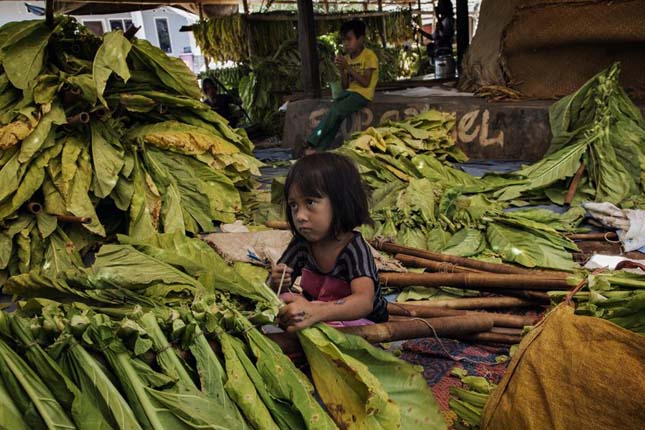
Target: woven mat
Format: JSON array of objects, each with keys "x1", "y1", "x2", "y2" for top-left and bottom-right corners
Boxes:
[{"x1": 400, "y1": 338, "x2": 510, "y2": 426}]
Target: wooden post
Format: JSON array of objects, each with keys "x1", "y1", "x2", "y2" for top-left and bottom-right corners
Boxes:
[
  {"x1": 45, "y1": 0, "x2": 54, "y2": 27},
  {"x1": 297, "y1": 0, "x2": 321, "y2": 97},
  {"x1": 456, "y1": 0, "x2": 469, "y2": 69},
  {"x1": 242, "y1": 0, "x2": 250, "y2": 15},
  {"x1": 377, "y1": 0, "x2": 387, "y2": 48}
]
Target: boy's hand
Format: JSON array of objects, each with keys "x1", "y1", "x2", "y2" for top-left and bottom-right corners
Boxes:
[
  {"x1": 270, "y1": 264, "x2": 293, "y2": 289},
  {"x1": 334, "y1": 55, "x2": 348, "y2": 70},
  {"x1": 278, "y1": 294, "x2": 320, "y2": 332}
]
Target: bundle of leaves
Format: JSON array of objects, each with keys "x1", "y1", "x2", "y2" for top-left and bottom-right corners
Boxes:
[
  {"x1": 333, "y1": 110, "x2": 584, "y2": 272},
  {"x1": 0, "y1": 17, "x2": 262, "y2": 281},
  {"x1": 0, "y1": 230, "x2": 446, "y2": 430},
  {"x1": 493, "y1": 62, "x2": 645, "y2": 207}
]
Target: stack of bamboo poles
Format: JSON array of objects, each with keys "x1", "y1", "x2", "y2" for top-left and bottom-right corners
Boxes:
[{"x1": 369, "y1": 240, "x2": 573, "y2": 346}]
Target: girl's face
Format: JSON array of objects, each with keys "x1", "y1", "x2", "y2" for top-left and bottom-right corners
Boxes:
[{"x1": 288, "y1": 185, "x2": 333, "y2": 243}]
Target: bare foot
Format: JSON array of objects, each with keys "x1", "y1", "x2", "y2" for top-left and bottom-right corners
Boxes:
[{"x1": 304, "y1": 147, "x2": 317, "y2": 156}]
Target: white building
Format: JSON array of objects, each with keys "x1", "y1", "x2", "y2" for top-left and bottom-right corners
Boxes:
[{"x1": 0, "y1": 1, "x2": 205, "y2": 73}]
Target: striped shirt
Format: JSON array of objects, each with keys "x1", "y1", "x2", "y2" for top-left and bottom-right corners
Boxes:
[{"x1": 278, "y1": 231, "x2": 388, "y2": 323}]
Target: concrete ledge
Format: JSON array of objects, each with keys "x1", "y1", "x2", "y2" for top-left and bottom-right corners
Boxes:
[{"x1": 283, "y1": 93, "x2": 645, "y2": 161}]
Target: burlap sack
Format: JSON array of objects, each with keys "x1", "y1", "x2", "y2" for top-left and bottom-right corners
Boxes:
[
  {"x1": 481, "y1": 304, "x2": 645, "y2": 430},
  {"x1": 460, "y1": 0, "x2": 645, "y2": 100}
]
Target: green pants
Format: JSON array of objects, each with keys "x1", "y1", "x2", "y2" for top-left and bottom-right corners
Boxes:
[{"x1": 307, "y1": 91, "x2": 369, "y2": 151}]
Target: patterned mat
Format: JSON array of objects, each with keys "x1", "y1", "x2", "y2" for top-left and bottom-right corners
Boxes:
[{"x1": 400, "y1": 338, "x2": 511, "y2": 427}]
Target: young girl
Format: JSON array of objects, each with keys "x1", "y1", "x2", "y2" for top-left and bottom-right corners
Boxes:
[{"x1": 270, "y1": 153, "x2": 388, "y2": 332}]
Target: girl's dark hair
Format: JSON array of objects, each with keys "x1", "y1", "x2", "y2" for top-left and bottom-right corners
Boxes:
[
  {"x1": 284, "y1": 153, "x2": 372, "y2": 239},
  {"x1": 340, "y1": 19, "x2": 366, "y2": 38}
]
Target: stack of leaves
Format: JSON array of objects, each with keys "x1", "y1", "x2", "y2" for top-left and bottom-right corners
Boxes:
[
  {"x1": 331, "y1": 110, "x2": 584, "y2": 272},
  {"x1": 0, "y1": 17, "x2": 262, "y2": 282},
  {"x1": 448, "y1": 369, "x2": 497, "y2": 430},
  {"x1": 548, "y1": 270, "x2": 645, "y2": 334},
  {"x1": 492, "y1": 62, "x2": 645, "y2": 208},
  {"x1": 0, "y1": 229, "x2": 446, "y2": 430}
]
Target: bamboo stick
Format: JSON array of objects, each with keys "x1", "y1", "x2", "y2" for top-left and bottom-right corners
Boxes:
[
  {"x1": 458, "y1": 331, "x2": 522, "y2": 345},
  {"x1": 387, "y1": 303, "x2": 540, "y2": 328},
  {"x1": 393, "y1": 296, "x2": 539, "y2": 310},
  {"x1": 380, "y1": 272, "x2": 570, "y2": 291},
  {"x1": 373, "y1": 240, "x2": 536, "y2": 275},
  {"x1": 56, "y1": 214, "x2": 91, "y2": 224},
  {"x1": 489, "y1": 327, "x2": 523, "y2": 336},
  {"x1": 566, "y1": 232, "x2": 618, "y2": 241},
  {"x1": 394, "y1": 253, "x2": 482, "y2": 273},
  {"x1": 66, "y1": 112, "x2": 90, "y2": 126},
  {"x1": 265, "y1": 220, "x2": 290, "y2": 230},
  {"x1": 339, "y1": 315, "x2": 494, "y2": 343},
  {"x1": 266, "y1": 314, "x2": 494, "y2": 355},
  {"x1": 493, "y1": 289, "x2": 551, "y2": 302},
  {"x1": 564, "y1": 163, "x2": 585, "y2": 205}
]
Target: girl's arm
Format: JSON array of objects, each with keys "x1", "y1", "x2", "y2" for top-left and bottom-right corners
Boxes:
[{"x1": 278, "y1": 277, "x2": 375, "y2": 332}]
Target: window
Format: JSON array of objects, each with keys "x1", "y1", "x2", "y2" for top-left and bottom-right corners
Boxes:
[
  {"x1": 154, "y1": 18, "x2": 172, "y2": 54},
  {"x1": 83, "y1": 20, "x2": 104, "y2": 36},
  {"x1": 109, "y1": 19, "x2": 134, "y2": 32}
]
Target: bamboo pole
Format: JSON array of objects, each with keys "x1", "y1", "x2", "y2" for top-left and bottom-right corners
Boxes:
[
  {"x1": 566, "y1": 232, "x2": 618, "y2": 241},
  {"x1": 265, "y1": 220, "x2": 290, "y2": 230},
  {"x1": 458, "y1": 331, "x2": 522, "y2": 345},
  {"x1": 391, "y1": 296, "x2": 538, "y2": 310},
  {"x1": 380, "y1": 272, "x2": 570, "y2": 291},
  {"x1": 373, "y1": 240, "x2": 557, "y2": 275},
  {"x1": 387, "y1": 302, "x2": 540, "y2": 328},
  {"x1": 564, "y1": 163, "x2": 585, "y2": 205},
  {"x1": 394, "y1": 253, "x2": 482, "y2": 273}
]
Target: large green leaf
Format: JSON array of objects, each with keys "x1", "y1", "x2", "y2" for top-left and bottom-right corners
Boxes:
[
  {"x1": 494, "y1": 137, "x2": 590, "y2": 201},
  {"x1": 91, "y1": 120, "x2": 124, "y2": 198},
  {"x1": 442, "y1": 228, "x2": 485, "y2": 257},
  {"x1": 130, "y1": 39, "x2": 201, "y2": 99},
  {"x1": 299, "y1": 324, "x2": 447, "y2": 430},
  {"x1": 486, "y1": 222, "x2": 577, "y2": 271},
  {"x1": 3, "y1": 21, "x2": 56, "y2": 89},
  {"x1": 217, "y1": 331, "x2": 279, "y2": 430},
  {"x1": 93, "y1": 31, "x2": 131, "y2": 106},
  {"x1": 0, "y1": 338, "x2": 77, "y2": 430}
]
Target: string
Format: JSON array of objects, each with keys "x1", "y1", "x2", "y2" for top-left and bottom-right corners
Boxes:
[{"x1": 408, "y1": 317, "x2": 508, "y2": 365}]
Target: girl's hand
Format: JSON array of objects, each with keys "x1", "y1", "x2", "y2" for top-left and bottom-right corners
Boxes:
[
  {"x1": 278, "y1": 294, "x2": 320, "y2": 332},
  {"x1": 270, "y1": 264, "x2": 293, "y2": 289}
]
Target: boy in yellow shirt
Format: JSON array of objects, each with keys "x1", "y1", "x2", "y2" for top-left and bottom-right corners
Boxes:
[{"x1": 305, "y1": 20, "x2": 379, "y2": 153}]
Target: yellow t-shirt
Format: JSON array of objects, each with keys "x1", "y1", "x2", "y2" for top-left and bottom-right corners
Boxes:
[{"x1": 345, "y1": 48, "x2": 379, "y2": 101}]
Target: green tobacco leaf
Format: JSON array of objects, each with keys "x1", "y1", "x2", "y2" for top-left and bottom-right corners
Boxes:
[
  {"x1": 3, "y1": 21, "x2": 56, "y2": 89},
  {"x1": 19, "y1": 103, "x2": 65, "y2": 163},
  {"x1": 88, "y1": 244, "x2": 202, "y2": 293},
  {"x1": 494, "y1": 138, "x2": 590, "y2": 201},
  {"x1": 0, "y1": 372, "x2": 27, "y2": 430},
  {"x1": 217, "y1": 331, "x2": 279, "y2": 430},
  {"x1": 486, "y1": 222, "x2": 577, "y2": 271},
  {"x1": 91, "y1": 120, "x2": 124, "y2": 198},
  {"x1": 55, "y1": 335, "x2": 143, "y2": 430},
  {"x1": 8, "y1": 315, "x2": 112, "y2": 430},
  {"x1": 442, "y1": 228, "x2": 484, "y2": 257},
  {"x1": 93, "y1": 31, "x2": 132, "y2": 106},
  {"x1": 130, "y1": 39, "x2": 201, "y2": 99},
  {"x1": 0, "y1": 338, "x2": 77, "y2": 430},
  {"x1": 299, "y1": 324, "x2": 447, "y2": 430},
  {"x1": 237, "y1": 317, "x2": 337, "y2": 430}
]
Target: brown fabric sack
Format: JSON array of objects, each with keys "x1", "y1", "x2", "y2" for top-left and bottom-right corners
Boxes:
[{"x1": 481, "y1": 304, "x2": 645, "y2": 430}]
